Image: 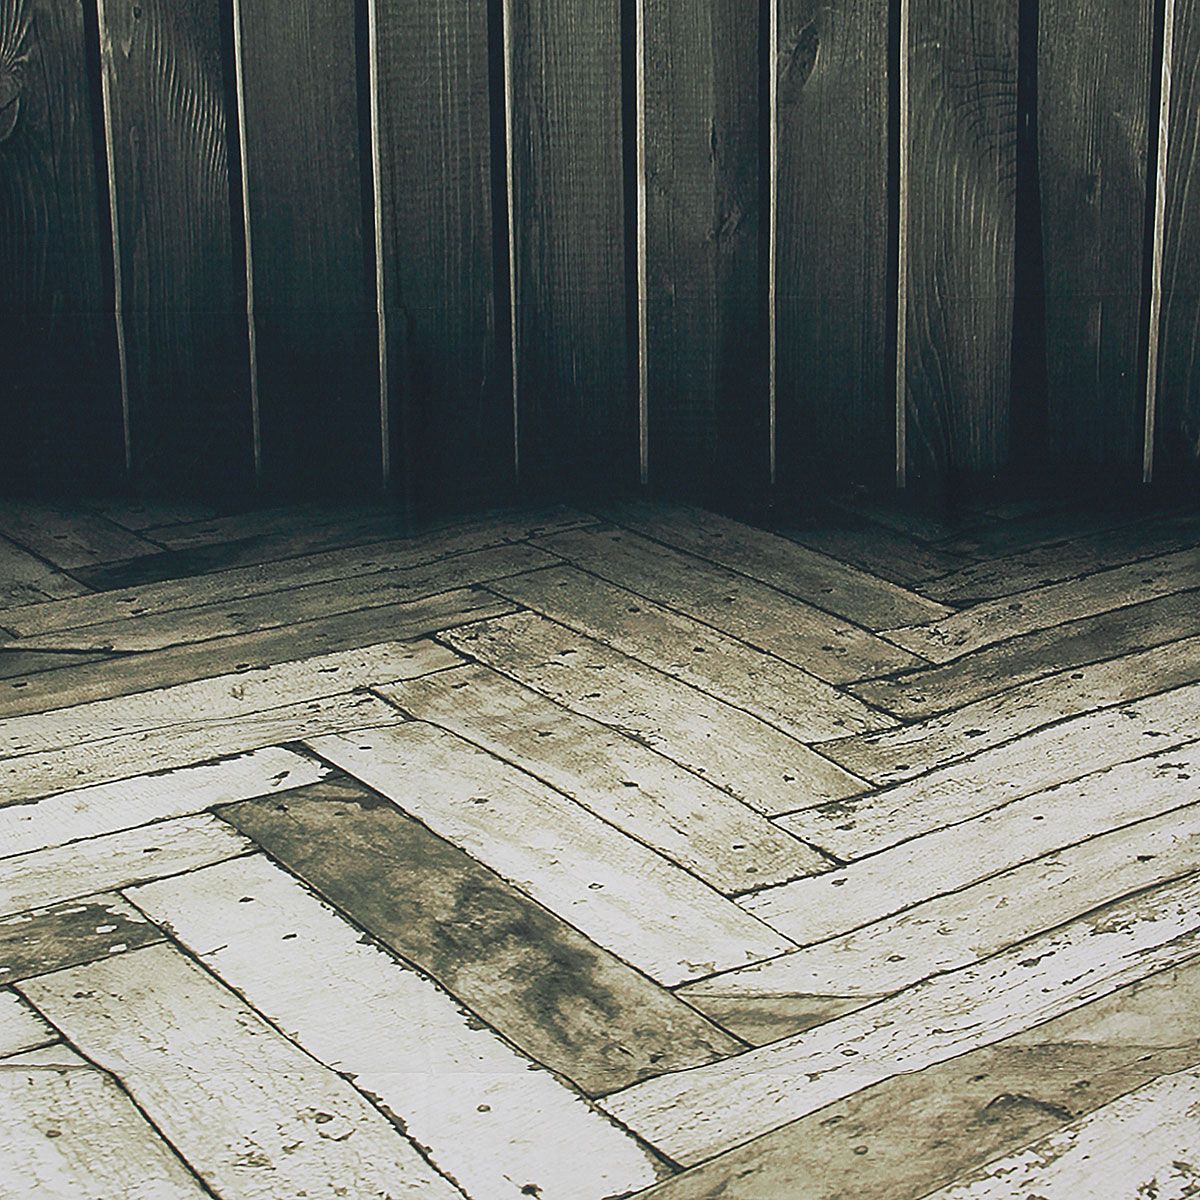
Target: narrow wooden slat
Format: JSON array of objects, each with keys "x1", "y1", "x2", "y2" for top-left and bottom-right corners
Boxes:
[
  {"x1": 640, "y1": 958, "x2": 1200, "y2": 1200},
  {"x1": 95, "y1": 501, "x2": 218, "y2": 532},
  {"x1": 0, "y1": 640, "x2": 455, "y2": 758},
  {"x1": 489, "y1": 565, "x2": 892, "y2": 741},
  {"x1": 0, "y1": 503, "x2": 157, "y2": 570},
  {"x1": 1037, "y1": 0, "x2": 1154, "y2": 473},
  {"x1": 21, "y1": 945, "x2": 463, "y2": 1199},
  {"x1": 765, "y1": 740, "x2": 1200, "y2": 942},
  {"x1": 97, "y1": 0, "x2": 253, "y2": 491},
  {"x1": 0, "y1": 591, "x2": 510, "y2": 720},
  {"x1": 885, "y1": 547, "x2": 1200, "y2": 662},
  {"x1": 0, "y1": 815, "x2": 250, "y2": 917},
  {"x1": 222, "y1": 777, "x2": 742, "y2": 1095},
  {"x1": 382, "y1": 664, "x2": 830, "y2": 893},
  {"x1": 14, "y1": 543, "x2": 551, "y2": 653},
  {"x1": 0, "y1": 1063, "x2": 209, "y2": 1199},
  {"x1": 0, "y1": 650, "x2": 107, "y2": 682},
  {"x1": 601, "y1": 871, "x2": 1200, "y2": 1165},
  {"x1": 0, "y1": 1044, "x2": 86, "y2": 1067},
  {"x1": 903, "y1": 0, "x2": 1018, "y2": 484},
  {"x1": 533, "y1": 526, "x2": 923, "y2": 684},
  {"x1": 601, "y1": 502, "x2": 953, "y2": 628},
  {"x1": 923, "y1": 1067, "x2": 1200, "y2": 1199},
  {"x1": 131, "y1": 854, "x2": 667, "y2": 1200},
  {"x1": 510, "y1": 0, "x2": 633, "y2": 490},
  {"x1": 374, "y1": 0, "x2": 510, "y2": 508},
  {"x1": 0, "y1": 894, "x2": 162, "y2": 983},
  {"x1": 780, "y1": 681, "x2": 1200, "y2": 859},
  {"x1": 0, "y1": 991, "x2": 55, "y2": 1057},
  {"x1": 851, "y1": 588, "x2": 1200, "y2": 719},
  {"x1": 642, "y1": 0, "x2": 764, "y2": 494},
  {"x1": 775, "y1": 0, "x2": 892, "y2": 488},
  {"x1": 310, "y1": 723, "x2": 794, "y2": 984},
  {"x1": 236, "y1": 0, "x2": 379, "y2": 493},
  {"x1": 707, "y1": 794, "x2": 1200, "y2": 1008},
  {"x1": 0, "y1": 0, "x2": 124, "y2": 492},
  {"x1": 824, "y1": 635, "x2": 1200, "y2": 784},
  {"x1": 3, "y1": 508, "x2": 583, "y2": 637},
  {"x1": 1, "y1": 691, "x2": 401, "y2": 806},
  {"x1": 440, "y1": 613, "x2": 865, "y2": 815},
  {"x1": 0, "y1": 747, "x2": 325, "y2": 861},
  {"x1": 1156, "y1": 0, "x2": 1200, "y2": 472}
]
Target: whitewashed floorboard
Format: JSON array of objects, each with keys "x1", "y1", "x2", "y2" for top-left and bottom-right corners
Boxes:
[{"x1": 0, "y1": 992, "x2": 54, "y2": 1057}]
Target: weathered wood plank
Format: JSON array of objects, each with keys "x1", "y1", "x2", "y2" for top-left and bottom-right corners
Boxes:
[
  {"x1": 0, "y1": 0, "x2": 124, "y2": 493},
  {"x1": 776, "y1": 0, "x2": 892, "y2": 488},
  {"x1": 1, "y1": 691, "x2": 401, "y2": 807},
  {"x1": 237, "y1": 0, "x2": 379, "y2": 492},
  {"x1": 535, "y1": 525, "x2": 923, "y2": 682},
  {"x1": 131, "y1": 854, "x2": 667, "y2": 1200},
  {"x1": 14, "y1": 543, "x2": 551, "y2": 653},
  {"x1": 0, "y1": 991, "x2": 54, "y2": 1057},
  {"x1": 510, "y1": 0, "x2": 633, "y2": 490},
  {"x1": 1036, "y1": 0, "x2": 1154, "y2": 473},
  {"x1": 0, "y1": 640, "x2": 455, "y2": 758},
  {"x1": 601, "y1": 503, "x2": 952, "y2": 628},
  {"x1": 222, "y1": 777, "x2": 742, "y2": 1095},
  {"x1": 780, "y1": 682, "x2": 1200, "y2": 859},
  {"x1": 489, "y1": 565, "x2": 891, "y2": 741},
  {"x1": 0, "y1": 815, "x2": 249, "y2": 917},
  {"x1": 0, "y1": 746, "x2": 325, "y2": 861},
  {"x1": 95, "y1": 501, "x2": 218, "y2": 532},
  {"x1": 1156, "y1": 0, "x2": 1200, "y2": 471},
  {"x1": 0, "y1": 1062, "x2": 209, "y2": 1200},
  {"x1": 643, "y1": 0, "x2": 764, "y2": 493},
  {"x1": 640, "y1": 958, "x2": 1200, "y2": 1199},
  {"x1": 851, "y1": 588, "x2": 1200, "y2": 719},
  {"x1": 21, "y1": 944, "x2": 463, "y2": 1199},
  {"x1": 98, "y1": 0, "x2": 253, "y2": 491},
  {"x1": 923, "y1": 1066, "x2": 1200, "y2": 1199},
  {"x1": 758, "y1": 741, "x2": 1200, "y2": 945},
  {"x1": 310, "y1": 723, "x2": 793, "y2": 984},
  {"x1": 375, "y1": 0, "x2": 510, "y2": 508},
  {"x1": 0, "y1": 650, "x2": 107, "y2": 683},
  {"x1": 924, "y1": 511, "x2": 1200, "y2": 605},
  {"x1": 601, "y1": 871, "x2": 1200, "y2": 1165},
  {"x1": 0, "y1": 503, "x2": 157, "y2": 570},
  {"x1": 382, "y1": 664, "x2": 830, "y2": 893},
  {"x1": 903, "y1": 0, "x2": 1018, "y2": 483},
  {"x1": 0, "y1": 536, "x2": 90, "y2": 611},
  {"x1": 440, "y1": 612, "x2": 865, "y2": 815},
  {"x1": 824, "y1": 635, "x2": 1200, "y2": 784},
  {"x1": 0, "y1": 894, "x2": 162, "y2": 983},
  {"x1": 0, "y1": 1044, "x2": 85, "y2": 1067},
  {"x1": 887, "y1": 547, "x2": 1200, "y2": 663}
]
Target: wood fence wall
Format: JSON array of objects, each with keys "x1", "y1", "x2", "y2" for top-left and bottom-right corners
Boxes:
[{"x1": 2, "y1": 0, "x2": 1198, "y2": 509}]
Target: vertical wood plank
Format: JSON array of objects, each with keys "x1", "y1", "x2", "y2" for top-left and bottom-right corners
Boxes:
[
  {"x1": 373, "y1": 0, "x2": 511, "y2": 513},
  {"x1": 235, "y1": 0, "x2": 380, "y2": 495},
  {"x1": 775, "y1": 0, "x2": 893, "y2": 491},
  {"x1": 509, "y1": 0, "x2": 633, "y2": 493},
  {"x1": 1037, "y1": 0, "x2": 1154, "y2": 475},
  {"x1": 641, "y1": 0, "x2": 765, "y2": 498},
  {"x1": 97, "y1": 0, "x2": 254, "y2": 493},
  {"x1": 904, "y1": 0, "x2": 1018, "y2": 487},
  {"x1": 0, "y1": 0, "x2": 123, "y2": 492},
  {"x1": 1156, "y1": 0, "x2": 1200, "y2": 472}
]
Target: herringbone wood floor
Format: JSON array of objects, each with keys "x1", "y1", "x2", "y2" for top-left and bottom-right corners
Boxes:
[{"x1": 1, "y1": 494, "x2": 1199, "y2": 1198}]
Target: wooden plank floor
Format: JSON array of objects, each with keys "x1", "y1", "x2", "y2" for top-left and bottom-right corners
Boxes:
[{"x1": 1, "y1": 496, "x2": 1198, "y2": 1198}]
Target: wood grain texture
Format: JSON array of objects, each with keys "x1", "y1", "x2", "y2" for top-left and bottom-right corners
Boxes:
[
  {"x1": 904, "y1": 0, "x2": 1018, "y2": 483},
  {"x1": 1037, "y1": 0, "x2": 1154, "y2": 473},
  {"x1": 374, "y1": 0, "x2": 510, "y2": 509},
  {"x1": 1157, "y1": 0, "x2": 1200, "y2": 470},
  {"x1": 222, "y1": 777, "x2": 743, "y2": 1095},
  {"x1": 0, "y1": 991, "x2": 54, "y2": 1057},
  {"x1": 642, "y1": 0, "x2": 764, "y2": 494},
  {"x1": 236, "y1": 0, "x2": 380, "y2": 494},
  {"x1": 0, "y1": 0, "x2": 123, "y2": 492},
  {"x1": 776, "y1": 0, "x2": 893, "y2": 488},
  {"x1": 510, "y1": 0, "x2": 633, "y2": 491},
  {"x1": 98, "y1": 0, "x2": 254, "y2": 492}
]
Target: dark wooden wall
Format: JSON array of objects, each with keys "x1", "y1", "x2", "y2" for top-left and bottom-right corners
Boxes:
[{"x1": 1, "y1": 0, "x2": 1197, "y2": 509}]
